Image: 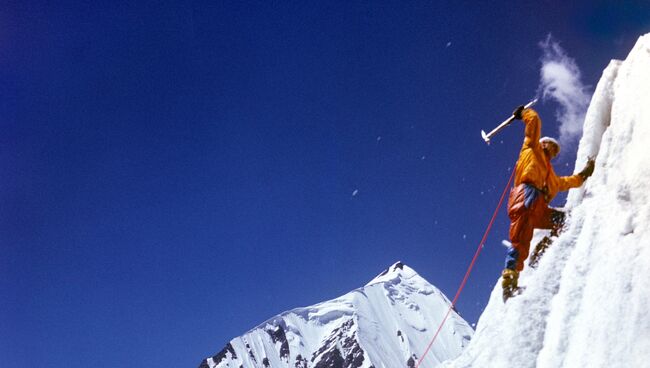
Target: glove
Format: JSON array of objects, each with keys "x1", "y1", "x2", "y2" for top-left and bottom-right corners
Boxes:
[
  {"x1": 579, "y1": 159, "x2": 595, "y2": 180},
  {"x1": 513, "y1": 105, "x2": 525, "y2": 120}
]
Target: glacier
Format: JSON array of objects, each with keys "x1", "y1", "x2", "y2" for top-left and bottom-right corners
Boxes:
[
  {"x1": 442, "y1": 33, "x2": 650, "y2": 368},
  {"x1": 199, "y1": 262, "x2": 472, "y2": 368}
]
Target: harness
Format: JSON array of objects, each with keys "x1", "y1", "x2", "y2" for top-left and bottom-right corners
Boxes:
[{"x1": 523, "y1": 155, "x2": 553, "y2": 208}]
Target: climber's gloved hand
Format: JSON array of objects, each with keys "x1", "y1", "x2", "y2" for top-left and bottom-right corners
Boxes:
[
  {"x1": 579, "y1": 158, "x2": 595, "y2": 180},
  {"x1": 513, "y1": 105, "x2": 525, "y2": 120}
]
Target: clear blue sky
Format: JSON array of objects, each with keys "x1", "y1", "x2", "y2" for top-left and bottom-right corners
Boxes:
[{"x1": 2, "y1": 1, "x2": 649, "y2": 367}]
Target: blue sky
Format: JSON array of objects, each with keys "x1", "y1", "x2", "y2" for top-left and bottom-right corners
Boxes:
[{"x1": 2, "y1": 1, "x2": 649, "y2": 367}]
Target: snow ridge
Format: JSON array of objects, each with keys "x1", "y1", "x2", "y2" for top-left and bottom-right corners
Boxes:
[
  {"x1": 199, "y1": 262, "x2": 473, "y2": 368},
  {"x1": 443, "y1": 33, "x2": 650, "y2": 368}
]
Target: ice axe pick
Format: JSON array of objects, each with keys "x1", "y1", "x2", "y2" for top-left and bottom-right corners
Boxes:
[{"x1": 481, "y1": 99, "x2": 538, "y2": 144}]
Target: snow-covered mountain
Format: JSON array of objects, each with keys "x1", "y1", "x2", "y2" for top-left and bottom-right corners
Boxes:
[
  {"x1": 442, "y1": 33, "x2": 650, "y2": 367},
  {"x1": 199, "y1": 262, "x2": 473, "y2": 368}
]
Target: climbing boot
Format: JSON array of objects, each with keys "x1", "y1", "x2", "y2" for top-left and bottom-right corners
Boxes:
[
  {"x1": 502, "y1": 269, "x2": 519, "y2": 302},
  {"x1": 529, "y1": 236, "x2": 553, "y2": 268}
]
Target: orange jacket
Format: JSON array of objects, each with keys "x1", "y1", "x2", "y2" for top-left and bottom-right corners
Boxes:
[{"x1": 514, "y1": 109, "x2": 583, "y2": 202}]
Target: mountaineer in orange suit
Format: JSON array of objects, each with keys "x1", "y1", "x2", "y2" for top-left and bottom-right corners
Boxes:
[{"x1": 502, "y1": 106, "x2": 595, "y2": 300}]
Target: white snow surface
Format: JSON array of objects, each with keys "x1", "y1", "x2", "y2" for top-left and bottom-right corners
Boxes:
[
  {"x1": 200, "y1": 262, "x2": 473, "y2": 368},
  {"x1": 442, "y1": 33, "x2": 650, "y2": 368}
]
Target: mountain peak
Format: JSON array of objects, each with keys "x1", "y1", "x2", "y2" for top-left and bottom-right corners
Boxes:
[
  {"x1": 199, "y1": 260, "x2": 472, "y2": 368},
  {"x1": 366, "y1": 261, "x2": 419, "y2": 286}
]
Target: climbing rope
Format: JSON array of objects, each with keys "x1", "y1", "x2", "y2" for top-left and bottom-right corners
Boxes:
[{"x1": 415, "y1": 166, "x2": 517, "y2": 368}]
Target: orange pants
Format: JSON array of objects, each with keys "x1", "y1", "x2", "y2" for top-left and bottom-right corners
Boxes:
[{"x1": 506, "y1": 184, "x2": 562, "y2": 271}]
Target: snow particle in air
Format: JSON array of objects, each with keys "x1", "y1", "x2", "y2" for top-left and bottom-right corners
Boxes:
[
  {"x1": 352, "y1": 189, "x2": 359, "y2": 197},
  {"x1": 446, "y1": 42, "x2": 452, "y2": 47}
]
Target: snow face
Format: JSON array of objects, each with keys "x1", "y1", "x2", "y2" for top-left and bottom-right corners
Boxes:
[
  {"x1": 199, "y1": 262, "x2": 473, "y2": 368},
  {"x1": 443, "y1": 33, "x2": 650, "y2": 368}
]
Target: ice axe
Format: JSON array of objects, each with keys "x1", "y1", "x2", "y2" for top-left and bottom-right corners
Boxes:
[{"x1": 481, "y1": 99, "x2": 538, "y2": 144}]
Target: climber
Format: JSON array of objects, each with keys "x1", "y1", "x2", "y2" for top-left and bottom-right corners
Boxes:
[{"x1": 502, "y1": 106, "x2": 595, "y2": 301}]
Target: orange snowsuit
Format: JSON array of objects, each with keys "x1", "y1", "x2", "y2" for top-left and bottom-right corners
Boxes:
[{"x1": 506, "y1": 109, "x2": 584, "y2": 271}]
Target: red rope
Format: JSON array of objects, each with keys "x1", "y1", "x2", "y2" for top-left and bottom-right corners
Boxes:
[{"x1": 415, "y1": 167, "x2": 517, "y2": 368}]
